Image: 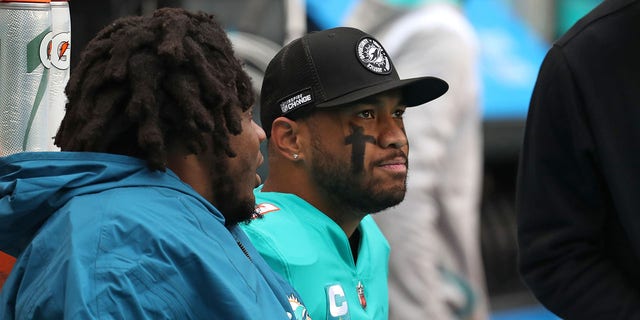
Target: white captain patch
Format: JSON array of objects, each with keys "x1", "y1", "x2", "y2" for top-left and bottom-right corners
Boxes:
[
  {"x1": 356, "y1": 37, "x2": 391, "y2": 75},
  {"x1": 326, "y1": 284, "x2": 350, "y2": 320}
]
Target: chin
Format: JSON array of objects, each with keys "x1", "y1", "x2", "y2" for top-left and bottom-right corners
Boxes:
[{"x1": 223, "y1": 201, "x2": 256, "y2": 227}]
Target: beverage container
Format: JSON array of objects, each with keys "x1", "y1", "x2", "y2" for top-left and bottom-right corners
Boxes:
[
  {"x1": 48, "y1": 0, "x2": 70, "y2": 147},
  {"x1": 0, "y1": 0, "x2": 54, "y2": 155},
  {"x1": 0, "y1": 0, "x2": 71, "y2": 290},
  {"x1": 0, "y1": 0, "x2": 54, "y2": 286}
]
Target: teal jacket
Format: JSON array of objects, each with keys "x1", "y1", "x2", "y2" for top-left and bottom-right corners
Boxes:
[
  {"x1": 242, "y1": 186, "x2": 390, "y2": 320},
  {"x1": 0, "y1": 152, "x2": 308, "y2": 319}
]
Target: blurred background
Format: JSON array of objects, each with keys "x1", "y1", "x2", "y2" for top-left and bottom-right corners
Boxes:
[{"x1": 67, "y1": 0, "x2": 603, "y2": 319}]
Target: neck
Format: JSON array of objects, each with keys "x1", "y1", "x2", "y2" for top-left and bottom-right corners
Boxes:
[
  {"x1": 350, "y1": 228, "x2": 361, "y2": 264},
  {"x1": 262, "y1": 172, "x2": 365, "y2": 238}
]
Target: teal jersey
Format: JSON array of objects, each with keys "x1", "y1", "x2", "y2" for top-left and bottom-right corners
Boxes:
[{"x1": 241, "y1": 186, "x2": 390, "y2": 320}]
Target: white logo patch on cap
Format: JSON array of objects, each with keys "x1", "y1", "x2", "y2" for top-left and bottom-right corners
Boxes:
[{"x1": 356, "y1": 37, "x2": 391, "y2": 75}]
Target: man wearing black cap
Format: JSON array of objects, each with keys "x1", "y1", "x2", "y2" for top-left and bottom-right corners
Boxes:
[{"x1": 241, "y1": 26, "x2": 447, "y2": 319}]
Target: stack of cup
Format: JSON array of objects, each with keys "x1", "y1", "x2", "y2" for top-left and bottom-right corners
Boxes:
[
  {"x1": 0, "y1": 0, "x2": 71, "y2": 290},
  {"x1": 0, "y1": 0, "x2": 70, "y2": 155}
]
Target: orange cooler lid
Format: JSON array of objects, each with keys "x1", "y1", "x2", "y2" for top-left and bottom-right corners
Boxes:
[{"x1": 0, "y1": 251, "x2": 15, "y2": 290}]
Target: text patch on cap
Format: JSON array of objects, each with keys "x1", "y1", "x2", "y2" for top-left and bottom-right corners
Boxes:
[{"x1": 279, "y1": 88, "x2": 314, "y2": 115}]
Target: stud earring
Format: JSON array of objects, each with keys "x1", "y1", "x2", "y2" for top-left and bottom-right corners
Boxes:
[{"x1": 292, "y1": 153, "x2": 299, "y2": 160}]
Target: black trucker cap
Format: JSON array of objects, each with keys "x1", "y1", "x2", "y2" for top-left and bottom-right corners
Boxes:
[{"x1": 260, "y1": 26, "x2": 449, "y2": 137}]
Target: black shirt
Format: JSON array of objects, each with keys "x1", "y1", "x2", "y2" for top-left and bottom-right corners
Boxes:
[{"x1": 516, "y1": 0, "x2": 640, "y2": 319}]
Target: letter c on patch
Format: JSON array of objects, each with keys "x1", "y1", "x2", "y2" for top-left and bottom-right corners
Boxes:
[{"x1": 326, "y1": 284, "x2": 349, "y2": 318}]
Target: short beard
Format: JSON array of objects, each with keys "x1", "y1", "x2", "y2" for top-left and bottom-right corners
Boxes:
[
  {"x1": 309, "y1": 135, "x2": 406, "y2": 215},
  {"x1": 210, "y1": 170, "x2": 256, "y2": 227}
]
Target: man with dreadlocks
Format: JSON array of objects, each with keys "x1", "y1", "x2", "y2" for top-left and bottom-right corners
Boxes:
[{"x1": 0, "y1": 7, "x2": 309, "y2": 320}]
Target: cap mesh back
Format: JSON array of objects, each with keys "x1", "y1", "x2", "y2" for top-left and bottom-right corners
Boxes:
[{"x1": 260, "y1": 37, "x2": 320, "y2": 137}]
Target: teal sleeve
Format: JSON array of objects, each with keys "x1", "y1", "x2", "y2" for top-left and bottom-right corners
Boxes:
[{"x1": 243, "y1": 226, "x2": 293, "y2": 282}]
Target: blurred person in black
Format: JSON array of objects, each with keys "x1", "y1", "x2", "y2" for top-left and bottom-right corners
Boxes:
[
  {"x1": 69, "y1": 0, "x2": 180, "y2": 69},
  {"x1": 516, "y1": 0, "x2": 640, "y2": 318}
]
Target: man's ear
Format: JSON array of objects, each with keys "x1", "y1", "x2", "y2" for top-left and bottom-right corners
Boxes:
[{"x1": 270, "y1": 117, "x2": 304, "y2": 161}]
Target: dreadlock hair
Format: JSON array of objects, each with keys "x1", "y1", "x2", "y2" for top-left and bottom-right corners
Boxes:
[{"x1": 55, "y1": 7, "x2": 255, "y2": 171}]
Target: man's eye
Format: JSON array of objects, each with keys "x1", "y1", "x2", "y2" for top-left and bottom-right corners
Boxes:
[
  {"x1": 358, "y1": 110, "x2": 374, "y2": 119},
  {"x1": 393, "y1": 109, "x2": 405, "y2": 118}
]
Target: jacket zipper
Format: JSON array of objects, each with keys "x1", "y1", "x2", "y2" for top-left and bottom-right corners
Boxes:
[{"x1": 236, "y1": 239, "x2": 253, "y2": 263}]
